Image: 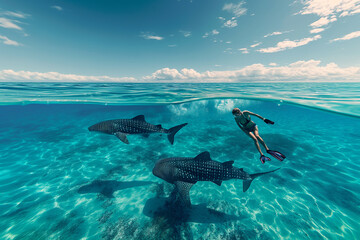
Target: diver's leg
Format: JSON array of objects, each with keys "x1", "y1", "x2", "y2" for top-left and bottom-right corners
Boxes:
[
  {"x1": 246, "y1": 130, "x2": 270, "y2": 164},
  {"x1": 254, "y1": 126, "x2": 269, "y2": 151},
  {"x1": 253, "y1": 127, "x2": 286, "y2": 161},
  {"x1": 247, "y1": 131, "x2": 263, "y2": 156}
]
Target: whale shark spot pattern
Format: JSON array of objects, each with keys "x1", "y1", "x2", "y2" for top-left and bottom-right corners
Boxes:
[
  {"x1": 88, "y1": 115, "x2": 187, "y2": 144},
  {"x1": 153, "y1": 152, "x2": 279, "y2": 206}
]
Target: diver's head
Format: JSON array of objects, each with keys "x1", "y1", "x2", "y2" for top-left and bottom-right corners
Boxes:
[{"x1": 232, "y1": 108, "x2": 241, "y2": 116}]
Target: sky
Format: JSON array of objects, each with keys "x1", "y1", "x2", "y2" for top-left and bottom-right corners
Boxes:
[{"x1": 1, "y1": 0, "x2": 360, "y2": 82}]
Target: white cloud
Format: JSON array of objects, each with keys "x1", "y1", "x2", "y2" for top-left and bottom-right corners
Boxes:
[
  {"x1": 143, "y1": 68, "x2": 183, "y2": 80},
  {"x1": 0, "y1": 35, "x2": 21, "y2": 46},
  {"x1": 298, "y1": 0, "x2": 360, "y2": 29},
  {"x1": 264, "y1": 31, "x2": 283, "y2": 38},
  {"x1": 298, "y1": 0, "x2": 360, "y2": 18},
  {"x1": 250, "y1": 42, "x2": 262, "y2": 48},
  {"x1": 0, "y1": 17, "x2": 22, "y2": 30},
  {"x1": 51, "y1": 6, "x2": 63, "y2": 11},
  {"x1": 0, "y1": 70, "x2": 136, "y2": 82},
  {"x1": 141, "y1": 33, "x2": 164, "y2": 40},
  {"x1": 257, "y1": 35, "x2": 321, "y2": 53},
  {"x1": 310, "y1": 16, "x2": 336, "y2": 28},
  {"x1": 180, "y1": 30, "x2": 191, "y2": 37},
  {"x1": 0, "y1": 10, "x2": 29, "y2": 38},
  {"x1": 180, "y1": 68, "x2": 202, "y2": 78},
  {"x1": 331, "y1": 30, "x2": 360, "y2": 42},
  {"x1": 143, "y1": 68, "x2": 203, "y2": 81},
  {"x1": 212, "y1": 29, "x2": 219, "y2": 35},
  {"x1": 238, "y1": 48, "x2": 249, "y2": 54},
  {"x1": 224, "y1": 47, "x2": 233, "y2": 54},
  {"x1": 3, "y1": 60, "x2": 360, "y2": 82},
  {"x1": 223, "y1": 19, "x2": 238, "y2": 28},
  {"x1": 310, "y1": 28, "x2": 325, "y2": 34},
  {"x1": 264, "y1": 31, "x2": 291, "y2": 38},
  {"x1": 203, "y1": 29, "x2": 219, "y2": 38},
  {"x1": 223, "y1": 2, "x2": 247, "y2": 17},
  {"x1": 142, "y1": 60, "x2": 360, "y2": 82},
  {"x1": 219, "y1": 16, "x2": 238, "y2": 28},
  {"x1": 3, "y1": 11, "x2": 28, "y2": 19}
]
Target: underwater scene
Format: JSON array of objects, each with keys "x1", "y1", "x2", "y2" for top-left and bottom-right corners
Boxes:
[{"x1": 0, "y1": 83, "x2": 360, "y2": 240}]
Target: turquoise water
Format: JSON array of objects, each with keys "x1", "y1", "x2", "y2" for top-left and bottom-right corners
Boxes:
[{"x1": 0, "y1": 83, "x2": 359, "y2": 240}]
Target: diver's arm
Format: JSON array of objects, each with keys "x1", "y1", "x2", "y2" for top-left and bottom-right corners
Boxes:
[
  {"x1": 236, "y1": 121, "x2": 244, "y2": 130},
  {"x1": 244, "y1": 111, "x2": 265, "y2": 120},
  {"x1": 246, "y1": 111, "x2": 274, "y2": 125}
]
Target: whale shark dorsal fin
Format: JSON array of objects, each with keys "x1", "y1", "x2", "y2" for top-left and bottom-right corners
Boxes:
[
  {"x1": 155, "y1": 124, "x2": 162, "y2": 128},
  {"x1": 132, "y1": 115, "x2": 146, "y2": 122},
  {"x1": 222, "y1": 161, "x2": 234, "y2": 168},
  {"x1": 114, "y1": 132, "x2": 129, "y2": 144},
  {"x1": 194, "y1": 151, "x2": 211, "y2": 161},
  {"x1": 174, "y1": 181, "x2": 195, "y2": 207},
  {"x1": 212, "y1": 180, "x2": 222, "y2": 186}
]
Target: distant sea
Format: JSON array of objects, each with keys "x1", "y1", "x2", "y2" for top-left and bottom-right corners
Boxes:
[{"x1": 1, "y1": 82, "x2": 359, "y2": 117}]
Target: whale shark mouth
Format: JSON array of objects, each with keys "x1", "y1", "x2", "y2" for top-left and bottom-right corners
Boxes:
[{"x1": 88, "y1": 125, "x2": 96, "y2": 131}]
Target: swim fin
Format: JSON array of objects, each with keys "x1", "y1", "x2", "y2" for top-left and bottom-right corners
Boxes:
[
  {"x1": 260, "y1": 155, "x2": 271, "y2": 164},
  {"x1": 267, "y1": 150, "x2": 286, "y2": 161},
  {"x1": 264, "y1": 119, "x2": 274, "y2": 125}
]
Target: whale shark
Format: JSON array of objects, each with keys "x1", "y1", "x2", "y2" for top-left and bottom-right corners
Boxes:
[
  {"x1": 88, "y1": 115, "x2": 187, "y2": 144},
  {"x1": 152, "y1": 151, "x2": 279, "y2": 206}
]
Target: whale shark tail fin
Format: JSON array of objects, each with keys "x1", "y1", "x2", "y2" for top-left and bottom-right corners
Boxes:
[
  {"x1": 243, "y1": 168, "x2": 280, "y2": 192},
  {"x1": 167, "y1": 123, "x2": 188, "y2": 145}
]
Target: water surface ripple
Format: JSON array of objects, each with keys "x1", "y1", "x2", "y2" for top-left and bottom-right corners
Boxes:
[{"x1": 1, "y1": 82, "x2": 359, "y2": 117}]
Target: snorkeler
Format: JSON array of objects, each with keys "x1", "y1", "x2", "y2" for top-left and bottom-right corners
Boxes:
[{"x1": 232, "y1": 108, "x2": 286, "y2": 164}]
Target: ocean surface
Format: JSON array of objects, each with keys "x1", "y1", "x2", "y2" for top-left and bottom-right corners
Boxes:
[{"x1": 0, "y1": 82, "x2": 359, "y2": 240}]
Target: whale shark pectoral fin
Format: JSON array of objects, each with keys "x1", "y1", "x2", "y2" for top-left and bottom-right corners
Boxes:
[
  {"x1": 142, "y1": 133, "x2": 150, "y2": 138},
  {"x1": 114, "y1": 132, "x2": 129, "y2": 144},
  {"x1": 243, "y1": 180, "x2": 252, "y2": 193},
  {"x1": 132, "y1": 115, "x2": 146, "y2": 122},
  {"x1": 211, "y1": 180, "x2": 222, "y2": 186},
  {"x1": 222, "y1": 161, "x2": 234, "y2": 168},
  {"x1": 194, "y1": 151, "x2": 211, "y2": 162},
  {"x1": 174, "y1": 181, "x2": 195, "y2": 207}
]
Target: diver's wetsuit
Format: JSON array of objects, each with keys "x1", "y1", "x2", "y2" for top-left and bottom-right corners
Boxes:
[{"x1": 236, "y1": 112, "x2": 256, "y2": 132}]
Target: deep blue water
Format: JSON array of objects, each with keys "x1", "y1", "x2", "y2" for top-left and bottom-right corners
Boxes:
[{"x1": 0, "y1": 83, "x2": 359, "y2": 239}]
